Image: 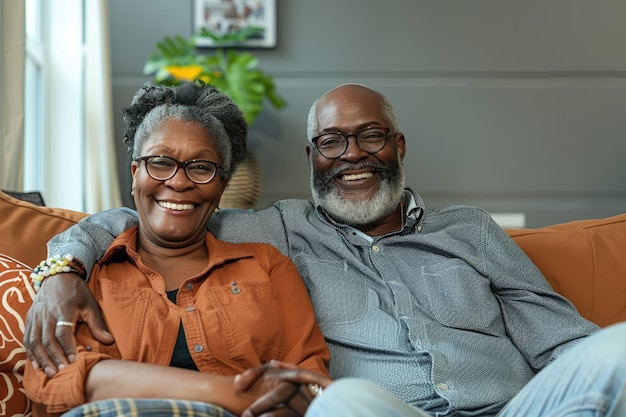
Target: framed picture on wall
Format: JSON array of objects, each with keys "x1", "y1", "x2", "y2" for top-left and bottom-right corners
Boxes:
[{"x1": 193, "y1": 0, "x2": 277, "y2": 48}]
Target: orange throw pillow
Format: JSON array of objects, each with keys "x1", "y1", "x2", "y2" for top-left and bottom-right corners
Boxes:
[{"x1": 0, "y1": 254, "x2": 35, "y2": 416}]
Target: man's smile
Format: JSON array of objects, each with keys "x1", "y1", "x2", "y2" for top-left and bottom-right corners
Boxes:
[{"x1": 339, "y1": 172, "x2": 374, "y2": 181}]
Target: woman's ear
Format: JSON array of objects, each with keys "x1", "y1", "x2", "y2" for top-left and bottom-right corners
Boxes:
[
  {"x1": 219, "y1": 179, "x2": 229, "y2": 194},
  {"x1": 130, "y1": 161, "x2": 139, "y2": 194},
  {"x1": 131, "y1": 160, "x2": 139, "y2": 176}
]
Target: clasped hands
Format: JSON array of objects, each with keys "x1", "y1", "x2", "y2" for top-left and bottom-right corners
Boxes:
[{"x1": 234, "y1": 360, "x2": 332, "y2": 417}]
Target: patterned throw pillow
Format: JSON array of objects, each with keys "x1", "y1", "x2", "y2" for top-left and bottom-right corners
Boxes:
[{"x1": 0, "y1": 253, "x2": 35, "y2": 416}]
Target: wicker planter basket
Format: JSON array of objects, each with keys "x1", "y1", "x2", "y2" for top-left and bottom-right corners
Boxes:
[{"x1": 219, "y1": 150, "x2": 262, "y2": 209}]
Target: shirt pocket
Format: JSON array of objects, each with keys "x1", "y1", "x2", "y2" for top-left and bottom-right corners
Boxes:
[
  {"x1": 206, "y1": 282, "x2": 283, "y2": 363},
  {"x1": 422, "y1": 258, "x2": 504, "y2": 336},
  {"x1": 292, "y1": 252, "x2": 368, "y2": 326}
]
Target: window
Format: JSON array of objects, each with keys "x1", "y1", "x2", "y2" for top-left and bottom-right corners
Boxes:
[
  {"x1": 24, "y1": 0, "x2": 85, "y2": 211},
  {"x1": 24, "y1": 0, "x2": 44, "y2": 189}
]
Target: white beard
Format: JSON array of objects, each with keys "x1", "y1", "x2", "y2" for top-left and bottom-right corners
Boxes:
[{"x1": 311, "y1": 160, "x2": 405, "y2": 226}]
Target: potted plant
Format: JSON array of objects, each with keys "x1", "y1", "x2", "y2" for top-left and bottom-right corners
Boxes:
[
  {"x1": 143, "y1": 28, "x2": 286, "y2": 125},
  {"x1": 143, "y1": 28, "x2": 286, "y2": 208}
]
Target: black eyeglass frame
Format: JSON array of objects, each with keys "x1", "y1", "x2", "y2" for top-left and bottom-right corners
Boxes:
[
  {"x1": 134, "y1": 155, "x2": 225, "y2": 184},
  {"x1": 311, "y1": 126, "x2": 394, "y2": 159}
]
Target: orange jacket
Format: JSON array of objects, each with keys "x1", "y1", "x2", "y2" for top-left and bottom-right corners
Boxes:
[{"x1": 24, "y1": 227, "x2": 330, "y2": 414}]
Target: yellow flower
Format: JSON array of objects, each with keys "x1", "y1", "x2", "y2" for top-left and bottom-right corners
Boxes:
[{"x1": 165, "y1": 65, "x2": 205, "y2": 81}]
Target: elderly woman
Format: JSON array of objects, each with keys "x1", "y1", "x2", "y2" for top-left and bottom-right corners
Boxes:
[{"x1": 23, "y1": 81, "x2": 330, "y2": 417}]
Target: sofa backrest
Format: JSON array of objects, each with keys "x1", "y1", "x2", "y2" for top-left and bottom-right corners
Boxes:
[
  {"x1": 506, "y1": 213, "x2": 626, "y2": 328},
  {"x1": 0, "y1": 191, "x2": 87, "y2": 268}
]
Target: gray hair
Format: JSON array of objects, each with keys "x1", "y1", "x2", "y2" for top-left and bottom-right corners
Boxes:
[
  {"x1": 306, "y1": 83, "x2": 399, "y2": 142},
  {"x1": 123, "y1": 81, "x2": 247, "y2": 180}
]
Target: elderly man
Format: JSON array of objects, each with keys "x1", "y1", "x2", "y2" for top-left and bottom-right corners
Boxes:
[{"x1": 26, "y1": 84, "x2": 626, "y2": 416}]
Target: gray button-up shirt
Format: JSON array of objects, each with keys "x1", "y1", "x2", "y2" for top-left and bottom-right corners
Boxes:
[{"x1": 51, "y1": 188, "x2": 598, "y2": 415}]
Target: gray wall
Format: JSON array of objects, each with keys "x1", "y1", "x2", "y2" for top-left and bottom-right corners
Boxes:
[{"x1": 109, "y1": 0, "x2": 626, "y2": 228}]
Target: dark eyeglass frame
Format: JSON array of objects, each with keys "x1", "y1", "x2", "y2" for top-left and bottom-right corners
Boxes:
[
  {"x1": 311, "y1": 126, "x2": 394, "y2": 159},
  {"x1": 134, "y1": 155, "x2": 224, "y2": 184}
]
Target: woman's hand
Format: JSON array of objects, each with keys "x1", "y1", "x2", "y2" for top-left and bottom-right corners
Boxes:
[
  {"x1": 235, "y1": 360, "x2": 332, "y2": 417},
  {"x1": 23, "y1": 272, "x2": 114, "y2": 377}
]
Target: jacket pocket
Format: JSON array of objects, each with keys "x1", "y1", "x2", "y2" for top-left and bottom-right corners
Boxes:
[{"x1": 206, "y1": 282, "x2": 283, "y2": 363}]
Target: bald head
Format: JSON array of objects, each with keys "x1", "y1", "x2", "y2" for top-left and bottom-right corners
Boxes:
[{"x1": 306, "y1": 84, "x2": 399, "y2": 142}]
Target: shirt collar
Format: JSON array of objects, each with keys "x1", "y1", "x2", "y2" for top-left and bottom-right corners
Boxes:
[
  {"x1": 100, "y1": 226, "x2": 255, "y2": 268},
  {"x1": 316, "y1": 188, "x2": 425, "y2": 234}
]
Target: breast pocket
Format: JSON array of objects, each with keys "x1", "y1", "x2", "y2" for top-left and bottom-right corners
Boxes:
[
  {"x1": 293, "y1": 253, "x2": 368, "y2": 326},
  {"x1": 422, "y1": 258, "x2": 504, "y2": 336},
  {"x1": 207, "y1": 282, "x2": 283, "y2": 363}
]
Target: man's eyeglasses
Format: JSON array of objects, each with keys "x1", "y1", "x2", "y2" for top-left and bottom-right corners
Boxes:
[
  {"x1": 311, "y1": 127, "x2": 393, "y2": 159},
  {"x1": 135, "y1": 155, "x2": 224, "y2": 184}
]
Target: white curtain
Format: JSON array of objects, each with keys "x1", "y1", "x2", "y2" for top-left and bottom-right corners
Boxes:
[
  {"x1": 84, "y1": 0, "x2": 122, "y2": 212},
  {"x1": 0, "y1": 0, "x2": 25, "y2": 191}
]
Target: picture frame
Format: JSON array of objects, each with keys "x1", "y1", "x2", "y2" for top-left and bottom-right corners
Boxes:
[{"x1": 193, "y1": 0, "x2": 277, "y2": 48}]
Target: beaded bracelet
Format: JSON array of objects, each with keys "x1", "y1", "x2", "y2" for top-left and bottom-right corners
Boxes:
[{"x1": 30, "y1": 254, "x2": 86, "y2": 292}]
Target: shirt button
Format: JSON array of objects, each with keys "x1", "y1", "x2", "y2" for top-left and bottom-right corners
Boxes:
[
  {"x1": 372, "y1": 245, "x2": 380, "y2": 252},
  {"x1": 194, "y1": 345, "x2": 203, "y2": 353},
  {"x1": 436, "y1": 383, "x2": 449, "y2": 391},
  {"x1": 186, "y1": 306, "x2": 196, "y2": 312}
]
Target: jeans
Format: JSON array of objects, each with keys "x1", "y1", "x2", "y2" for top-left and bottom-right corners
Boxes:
[{"x1": 305, "y1": 322, "x2": 626, "y2": 417}]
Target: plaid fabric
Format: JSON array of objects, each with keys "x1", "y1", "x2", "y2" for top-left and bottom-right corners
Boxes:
[{"x1": 61, "y1": 398, "x2": 236, "y2": 417}]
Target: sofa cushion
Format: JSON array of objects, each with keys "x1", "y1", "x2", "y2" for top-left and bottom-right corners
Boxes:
[
  {"x1": 507, "y1": 213, "x2": 626, "y2": 327},
  {"x1": 0, "y1": 192, "x2": 87, "y2": 268}
]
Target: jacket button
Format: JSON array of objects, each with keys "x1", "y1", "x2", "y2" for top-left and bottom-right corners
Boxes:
[{"x1": 194, "y1": 345, "x2": 203, "y2": 353}]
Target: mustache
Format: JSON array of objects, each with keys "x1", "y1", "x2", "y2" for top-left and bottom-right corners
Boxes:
[
  {"x1": 324, "y1": 162, "x2": 390, "y2": 180},
  {"x1": 314, "y1": 162, "x2": 392, "y2": 195}
]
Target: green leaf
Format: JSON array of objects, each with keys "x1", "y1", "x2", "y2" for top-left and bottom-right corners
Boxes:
[
  {"x1": 198, "y1": 27, "x2": 264, "y2": 46},
  {"x1": 144, "y1": 32, "x2": 287, "y2": 125}
]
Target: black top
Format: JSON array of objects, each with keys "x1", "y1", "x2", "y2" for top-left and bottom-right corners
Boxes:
[{"x1": 166, "y1": 289, "x2": 198, "y2": 371}]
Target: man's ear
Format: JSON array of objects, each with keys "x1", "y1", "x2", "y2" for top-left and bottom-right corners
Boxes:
[
  {"x1": 396, "y1": 133, "x2": 406, "y2": 161},
  {"x1": 306, "y1": 145, "x2": 312, "y2": 165}
]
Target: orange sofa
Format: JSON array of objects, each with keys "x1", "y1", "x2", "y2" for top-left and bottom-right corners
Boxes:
[
  {"x1": 507, "y1": 217, "x2": 626, "y2": 328},
  {"x1": 1, "y1": 190, "x2": 625, "y2": 415}
]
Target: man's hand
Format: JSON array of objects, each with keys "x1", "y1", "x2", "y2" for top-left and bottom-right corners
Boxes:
[
  {"x1": 234, "y1": 360, "x2": 332, "y2": 417},
  {"x1": 24, "y1": 272, "x2": 113, "y2": 377}
]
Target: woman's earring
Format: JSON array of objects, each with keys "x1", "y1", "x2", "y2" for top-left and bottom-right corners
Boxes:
[{"x1": 130, "y1": 187, "x2": 135, "y2": 196}]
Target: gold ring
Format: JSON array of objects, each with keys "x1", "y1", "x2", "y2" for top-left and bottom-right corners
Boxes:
[
  {"x1": 307, "y1": 383, "x2": 323, "y2": 397},
  {"x1": 56, "y1": 321, "x2": 74, "y2": 327}
]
